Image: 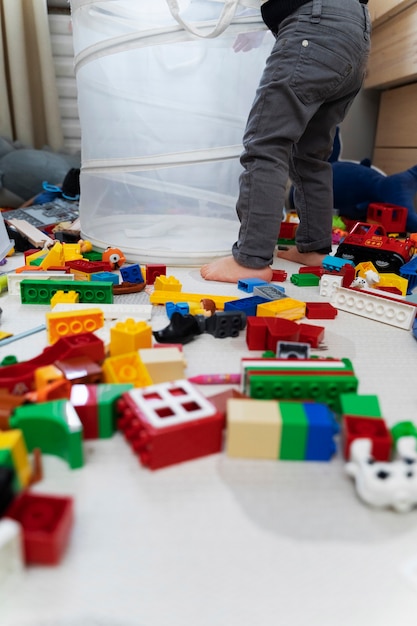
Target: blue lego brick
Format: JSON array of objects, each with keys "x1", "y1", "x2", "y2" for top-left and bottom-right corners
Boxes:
[
  {"x1": 400, "y1": 256, "x2": 417, "y2": 294},
  {"x1": 166, "y1": 302, "x2": 189, "y2": 319},
  {"x1": 224, "y1": 296, "x2": 269, "y2": 317},
  {"x1": 237, "y1": 278, "x2": 270, "y2": 293},
  {"x1": 303, "y1": 402, "x2": 339, "y2": 461},
  {"x1": 322, "y1": 254, "x2": 355, "y2": 273},
  {"x1": 91, "y1": 271, "x2": 119, "y2": 285},
  {"x1": 120, "y1": 264, "x2": 144, "y2": 284}
]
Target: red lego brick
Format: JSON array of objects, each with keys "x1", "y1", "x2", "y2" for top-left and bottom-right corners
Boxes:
[
  {"x1": 246, "y1": 316, "x2": 268, "y2": 350},
  {"x1": 299, "y1": 266, "x2": 325, "y2": 278},
  {"x1": 145, "y1": 264, "x2": 166, "y2": 285},
  {"x1": 5, "y1": 491, "x2": 74, "y2": 565},
  {"x1": 117, "y1": 381, "x2": 225, "y2": 470},
  {"x1": 341, "y1": 263, "x2": 356, "y2": 288},
  {"x1": 264, "y1": 318, "x2": 300, "y2": 352},
  {"x1": 298, "y1": 323, "x2": 325, "y2": 348},
  {"x1": 70, "y1": 384, "x2": 99, "y2": 439},
  {"x1": 305, "y1": 302, "x2": 338, "y2": 319},
  {"x1": 342, "y1": 415, "x2": 392, "y2": 461},
  {"x1": 271, "y1": 269, "x2": 287, "y2": 282}
]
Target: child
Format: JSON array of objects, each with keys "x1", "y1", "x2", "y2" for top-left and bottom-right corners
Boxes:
[{"x1": 201, "y1": 0, "x2": 371, "y2": 283}]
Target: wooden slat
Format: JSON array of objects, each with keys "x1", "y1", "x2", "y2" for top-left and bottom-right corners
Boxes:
[
  {"x1": 368, "y1": 0, "x2": 416, "y2": 25},
  {"x1": 365, "y1": 3, "x2": 417, "y2": 89},
  {"x1": 375, "y1": 83, "x2": 417, "y2": 147},
  {"x1": 372, "y1": 147, "x2": 417, "y2": 174}
]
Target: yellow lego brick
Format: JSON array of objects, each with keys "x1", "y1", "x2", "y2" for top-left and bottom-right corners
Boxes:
[
  {"x1": 34, "y1": 364, "x2": 64, "y2": 390},
  {"x1": 50, "y1": 290, "x2": 80, "y2": 307},
  {"x1": 45, "y1": 307, "x2": 104, "y2": 344},
  {"x1": 62, "y1": 242, "x2": 83, "y2": 262},
  {"x1": 102, "y1": 352, "x2": 153, "y2": 387},
  {"x1": 40, "y1": 242, "x2": 64, "y2": 269},
  {"x1": 372, "y1": 273, "x2": 408, "y2": 296},
  {"x1": 256, "y1": 297, "x2": 306, "y2": 320},
  {"x1": 154, "y1": 275, "x2": 182, "y2": 291},
  {"x1": 0, "y1": 430, "x2": 31, "y2": 489},
  {"x1": 150, "y1": 290, "x2": 237, "y2": 311},
  {"x1": 138, "y1": 347, "x2": 187, "y2": 383},
  {"x1": 0, "y1": 331, "x2": 13, "y2": 341},
  {"x1": 110, "y1": 319, "x2": 153, "y2": 356},
  {"x1": 226, "y1": 399, "x2": 282, "y2": 459},
  {"x1": 25, "y1": 249, "x2": 48, "y2": 264}
]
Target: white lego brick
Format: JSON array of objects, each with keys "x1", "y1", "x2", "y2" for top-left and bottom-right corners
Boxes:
[
  {"x1": 52, "y1": 302, "x2": 152, "y2": 320},
  {"x1": 319, "y1": 274, "x2": 343, "y2": 298},
  {"x1": 0, "y1": 519, "x2": 25, "y2": 585},
  {"x1": 126, "y1": 380, "x2": 217, "y2": 428},
  {"x1": 7, "y1": 272, "x2": 75, "y2": 296},
  {"x1": 331, "y1": 286, "x2": 416, "y2": 330}
]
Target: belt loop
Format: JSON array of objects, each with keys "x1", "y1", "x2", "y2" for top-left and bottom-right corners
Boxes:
[{"x1": 310, "y1": 0, "x2": 322, "y2": 23}]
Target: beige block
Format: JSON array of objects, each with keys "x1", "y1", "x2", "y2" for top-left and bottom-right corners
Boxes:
[
  {"x1": 226, "y1": 398, "x2": 281, "y2": 459},
  {"x1": 138, "y1": 347, "x2": 187, "y2": 384}
]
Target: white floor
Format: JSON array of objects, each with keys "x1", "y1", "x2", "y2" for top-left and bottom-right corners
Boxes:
[{"x1": 1, "y1": 253, "x2": 417, "y2": 626}]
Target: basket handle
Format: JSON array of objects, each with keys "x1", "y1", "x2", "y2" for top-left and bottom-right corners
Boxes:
[{"x1": 165, "y1": 0, "x2": 241, "y2": 38}]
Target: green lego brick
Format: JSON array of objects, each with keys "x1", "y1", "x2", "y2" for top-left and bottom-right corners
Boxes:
[
  {"x1": 278, "y1": 401, "x2": 308, "y2": 460},
  {"x1": 97, "y1": 383, "x2": 134, "y2": 438},
  {"x1": 339, "y1": 393, "x2": 382, "y2": 418},
  {"x1": 20, "y1": 279, "x2": 114, "y2": 305},
  {"x1": 290, "y1": 273, "x2": 320, "y2": 287},
  {"x1": 248, "y1": 373, "x2": 358, "y2": 413},
  {"x1": 84, "y1": 250, "x2": 104, "y2": 261},
  {"x1": 391, "y1": 421, "x2": 417, "y2": 444},
  {"x1": 10, "y1": 400, "x2": 84, "y2": 469}
]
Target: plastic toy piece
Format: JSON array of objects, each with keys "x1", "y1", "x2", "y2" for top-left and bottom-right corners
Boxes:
[
  {"x1": 145, "y1": 264, "x2": 166, "y2": 285},
  {"x1": 224, "y1": 296, "x2": 269, "y2": 317},
  {"x1": 166, "y1": 302, "x2": 190, "y2": 318},
  {"x1": 117, "y1": 380, "x2": 225, "y2": 470},
  {"x1": 0, "y1": 430, "x2": 32, "y2": 490},
  {"x1": 6, "y1": 218, "x2": 54, "y2": 248},
  {"x1": 91, "y1": 271, "x2": 120, "y2": 285},
  {"x1": 342, "y1": 415, "x2": 392, "y2": 462},
  {"x1": 305, "y1": 302, "x2": 338, "y2": 319},
  {"x1": 298, "y1": 323, "x2": 325, "y2": 348},
  {"x1": 205, "y1": 311, "x2": 246, "y2": 338},
  {"x1": 102, "y1": 246, "x2": 126, "y2": 269},
  {"x1": 391, "y1": 421, "x2": 417, "y2": 445},
  {"x1": 102, "y1": 351, "x2": 153, "y2": 388},
  {"x1": 65, "y1": 260, "x2": 112, "y2": 280},
  {"x1": 345, "y1": 437, "x2": 417, "y2": 512},
  {"x1": 46, "y1": 308, "x2": 104, "y2": 344},
  {"x1": 7, "y1": 271, "x2": 75, "y2": 296},
  {"x1": 276, "y1": 340, "x2": 310, "y2": 359},
  {"x1": 9, "y1": 400, "x2": 84, "y2": 469},
  {"x1": 237, "y1": 278, "x2": 269, "y2": 293},
  {"x1": 256, "y1": 297, "x2": 306, "y2": 320},
  {"x1": 138, "y1": 347, "x2": 187, "y2": 384},
  {"x1": 153, "y1": 312, "x2": 205, "y2": 345},
  {"x1": 120, "y1": 263, "x2": 144, "y2": 284},
  {"x1": 154, "y1": 275, "x2": 182, "y2": 292},
  {"x1": 271, "y1": 269, "x2": 288, "y2": 282},
  {"x1": 55, "y1": 356, "x2": 103, "y2": 385},
  {"x1": 290, "y1": 273, "x2": 320, "y2": 287},
  {"x1": 20, "y1": 278, "x2": 114, "y2": 305},
  {"x1": 0, "y1": 519, "x2": 24, "y2": 584},
  {"x1": 339, "y1": 393, "x2": 382, "y2": 418},
  {"x1": 109, "y1": 319, "x2": 153, "y2": 356},
  {"x1": 335, "y1": 222, "x2": 415, "y2": 273},
  {"x1": 150, "y1": 290, "x2": 237, "y2": 311},
  {"x1": 52, "y1": 302, "x2": 152, "y2": 321},
  {"x1": 253, "y1": 284, "x2": 287, "y2": 300},
  {"x1": 331, "y1": 285, "x2": 416, "y2": 330},
  {"x1": 50, "y1": 290, "x2": 80, "y2": 307},
  {"x1": 322, "y1": 254, "x2": 355, "y2": 273},
  {"x1": 5, "y1": 491, "x2": 74, "y2": 564},
  {"x1": 226, "y1": 399, "x2": 282, "y2": 459},
  {"x1": 319, "y1": 274, "x2": 344, "y2": 298},
  {"x1": 70, "y1": 383, "x2": 134, "y2": 439},
  {"x1": 367, "y1": 202, "x2": 408, "y2": 234},
  {"x1": 400, "y1": 255, "x2": 417, "y2": 294}
]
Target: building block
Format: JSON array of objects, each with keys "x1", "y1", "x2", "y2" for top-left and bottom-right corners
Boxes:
[
  {"x1": 102, "y1": 352, "x2": 153, "y2": 387},
  {"x1": 322, "y1": 254, "x2": 355, "y2": 273},
  {"x1": 342, "y1": 415, "x2": 392, "y2": 461},
  {"x1": 204, "y1": 311, "x2": 246, "y2": 338},
  {"x1": 120, "y1": 263, "x2": 144, "y2": 284},
  {"x1": 91, "y1": 271, "x2": 120, "y2": 285},
  {"x1": 109, "y1": 319, "x2": 153, "y2": 356},
  {"x1": 226, "y1": 399, "x2": 282, "y2": 459},
  {"x1": 154, "y1": 275, "x2": 182, "y2": 291},
  {"x1": 305, "y1": 302, "x2": 338, "y2": 319},
  {"x1": 0, "y1": 333, "x2": 105, "y2": 395},
  {"x1": 256, "y1": 297, "x2": 306, "y2": 320},
  {"x1": 253, "y1": 284, "x2": 286, "y2": 300},
  {"x1": 271, "y1": 269, "x2": 288, "y2": 282},
  {"x1": 303, "y1": 402, "x2": 339, "y2": 461},
  {"x1": 96, "y1": 383, "x2": 134, "y2": 438},
  {"x1": 7, "y1": 271, "x2": 75, "y2": 296},
  {"x1": 0, "y1": 519, "x2": 24, "y2": 585},
  {"x1": 391, "y1": 421, "x2": 417, "y2": 445},
  {"x1": 278, "y1": 401, "x2": 308, "y2": 460},
  {"x1": 298, "y1": 323, "x2": 325, "y2": 348},
  {"x1": 5, "y1": 492, "x2": 74, "y2": 565},
  {"x1": 65, "y1": 260, "x2": 112, "y2": 280},
  {"x1": 117, "y1": 380, "x2": 225, "y2": 469},
  {"x1": 145, "y1": 264, "x2": 166, "y2": 285},
  {"x1": 20, "y1": 279, "x2": 114, "y2": 305},
  {"x1": 150, "y1": 290, "x2": 237, "y2": 311},
  {"x1": 237, "y1": 278, "x2": 269, "y2": 293},
  {"x1": 319, "y1": 274, "x2": 343, "y2": 298},
  {"x1": 166, "y1": 302, "x2": 190, "y2": 318},
  {"x1": 290, "y1": 273, "x2": 320, "y2": 287},
  {"x1": 46, "y1": 308, "x2": 104, "y2": 344},
  {"x1": 70, "y1": 383, "x2": 134, "y2": 439},
  {"x1": 50, "y1": 290, "x2": 80, "y2": 307},
  {"x1": 9, "y1": 400, "x2": 84, "y2": 469},
  {"x1": 331, "y1": 286, "x2": 416, "y2": 330},
  {"x1": 138, "y1": 347, "x2": 187, "y2": 384},
  {"x1": 339, "y1": 393, "x2": 382, "y2": 418},
  {"x1": 224, "y1": 296, "x2": 269, "y2": 317},
  {"x1": 55, "y1": 356, "x2": 103, "y2": 385},
  {"x1": 0, "y1": 466, "x2": 15, "y2": 516},
  {"x1": 0, "y1": 430, "x2": 32, "y2": 490}
]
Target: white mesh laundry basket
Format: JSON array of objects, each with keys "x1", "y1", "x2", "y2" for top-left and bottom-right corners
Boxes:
[{"x1": 70, "y1": 0, "x2": 273, "y2": 264}]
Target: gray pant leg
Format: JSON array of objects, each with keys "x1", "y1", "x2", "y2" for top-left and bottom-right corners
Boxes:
[{"x1": 232, "y1": 0, "x2": 371, "y2": 268}]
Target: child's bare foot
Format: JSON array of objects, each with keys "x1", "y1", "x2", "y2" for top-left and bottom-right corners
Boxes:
[
  {"x1": 277, "y1": 247, "x2": 327, "y2": 267},
  {"x1": 201, "y1": 255, "x2": 273, "y2": 283}
]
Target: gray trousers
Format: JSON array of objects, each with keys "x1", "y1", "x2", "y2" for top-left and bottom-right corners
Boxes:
[{"x1": 232, "y1": 0, "x2": 371, "y2": 268}]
